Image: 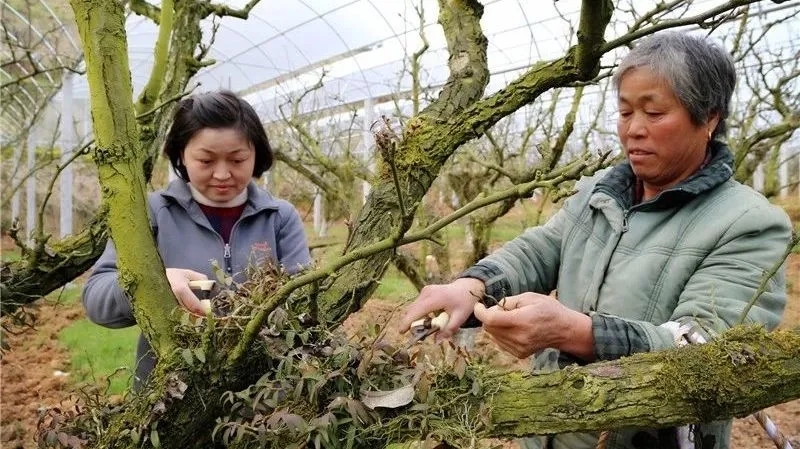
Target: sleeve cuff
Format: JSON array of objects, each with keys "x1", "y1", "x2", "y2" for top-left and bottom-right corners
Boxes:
[
  {"x1": 459, "y1": 263, "x2": 512, "y2": 304},
  {"x1": 592, "y1": 313, "x2": 651, "y2": 360}
]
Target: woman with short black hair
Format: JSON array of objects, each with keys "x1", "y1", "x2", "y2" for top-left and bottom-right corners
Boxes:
[{"x1": 82, "y1": 90, "x2": 311, "y2": 388}]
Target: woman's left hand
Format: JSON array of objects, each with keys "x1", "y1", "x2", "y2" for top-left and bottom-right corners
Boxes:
[{"x1": 473, "y1": 292, "x2": 594, "y2": 360}]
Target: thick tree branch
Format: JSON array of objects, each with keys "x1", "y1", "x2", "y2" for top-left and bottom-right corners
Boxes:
[
  {"x1": 421, "y1": 0, "x2": 489, "y2": 119},
  {"x1": 0, "y1": 90, "x2": 194, "y2": 317},
  {"x1": 203, "y1": 0, "x2": 260, "y2": 19},
  {"x1": 483, "y1": 327, "x2": 800, "y2": 438},
  {"x1": 273, "y1": 150, "x2": 339, "y2": 197},
  {"x1": 228, "y1": 152, "x2": 609, "y2": 364},
  {"x1": 446, "y1": 0, "x2": 612, "y2": 147},
  {"x1": 393, "y1": 250, "x2": 426, "y2": 292},
  {"x1": 70, "y1": 0, "x2": 177, "y2": 357},
  {"x1": 135, "y1": 0, "x2": 175, "y2": 114}
]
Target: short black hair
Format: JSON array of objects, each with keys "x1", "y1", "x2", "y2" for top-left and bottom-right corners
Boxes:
[{"x1": 164, "y1": 89, "x2": 272, "y2": 180}]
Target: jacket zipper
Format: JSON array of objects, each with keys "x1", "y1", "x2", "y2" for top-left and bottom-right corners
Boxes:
[
  {"x1": 622, "y1": 210, "x2": 633, "y2": 233},
  {"x1": 224, "y1": 217, "x2": 245, "y2": 275},
  {"x1": 223, "y1": 243, "x2": 232, "y2": 274}
]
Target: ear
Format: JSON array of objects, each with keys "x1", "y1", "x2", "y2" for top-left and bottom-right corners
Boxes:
[{"x1": 706, "y1": 111, "x2": 721, "y2": 138}]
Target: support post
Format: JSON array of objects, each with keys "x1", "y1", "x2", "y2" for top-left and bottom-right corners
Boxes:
[
  {"x1": 11, "y1": 140, "x2": 22, "y2": 224},
  {"x1": 313, "y1": 189, "x2": 327, "y2": 237},
  {"x1": 60, "y1": 72, "x2": 75, "y2": 238},
  {"x1": 362, "y1": 96, "x2": 374, "y2": 204},
  {"x1": 779, "y1": 146, "x2": 789, "y2": 197}
]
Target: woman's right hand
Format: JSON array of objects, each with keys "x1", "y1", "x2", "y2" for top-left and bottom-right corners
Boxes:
[
  {"x1": 399, "y1": 277, "x2": 486, "y2": 341},
  {"x1": 165, "y1": 268, "x2": 210, "y2": 316}
]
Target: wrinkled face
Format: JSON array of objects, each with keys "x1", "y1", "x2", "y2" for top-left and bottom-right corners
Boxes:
[
  {"x1": 182, "y1": 127, "x2": 256, "y2": 202},
  {"x1": 617, "y1": 67, "x2": 717, "y2": 200}
]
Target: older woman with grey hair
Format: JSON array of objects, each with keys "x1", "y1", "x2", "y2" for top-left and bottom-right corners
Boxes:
[{"x1": 400, "y1": 32, "x2": 792, "y2": 449}]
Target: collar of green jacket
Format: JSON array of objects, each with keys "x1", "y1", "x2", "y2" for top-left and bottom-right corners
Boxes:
[{"x1": 593, "y1": 141, "x2": 734, "y2": 211}]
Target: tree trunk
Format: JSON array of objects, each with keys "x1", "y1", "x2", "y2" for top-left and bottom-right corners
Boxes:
[
  {"x1": 368, "y1": 327, "x2": 800, "y2": 445},
  {"x1": 486, "y1": 327, "x2": 800, "y2": 437},
  {"x1": 316, "y1": 0, "x2": 492, "y2": 325},
  {"x1": 70, "y1": 0, "x2": 177, "y2": 357}
]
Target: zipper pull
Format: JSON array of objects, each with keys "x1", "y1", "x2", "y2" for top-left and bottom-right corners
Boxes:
[
  {"x1": 224, "y1": 243, "x2": 232, "y2": 273},
  {"x1": 622, "y1": 211, "x2": 630, "y2": 233}
]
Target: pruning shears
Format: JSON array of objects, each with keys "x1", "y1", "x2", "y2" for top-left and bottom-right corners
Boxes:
[
  {"x1": 405, "y1": 311, "x2": 450, "y2": 348},
  {"x1": 188, "y1": 280, "x2": 216, "y2": 315}
]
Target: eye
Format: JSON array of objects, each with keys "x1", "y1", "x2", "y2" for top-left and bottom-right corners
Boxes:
[
  {"x1": 645, "y1": 111, "x2": 664, "y2": 117},
  {"x1": 618, "y1": 110, "x2": 632, "y2": 118},
  {"x1": 198, "y1": 159, "x2": 212, "y2": 165}
]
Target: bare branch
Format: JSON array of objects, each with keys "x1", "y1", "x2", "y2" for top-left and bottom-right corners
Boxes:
[
  {"x1": 601, "y1": 0, "x2": 759, "y2": 53},
  {"x1": 128, "y1": 0, "x2": 160, "y2": 23},
  {"x1": 203, "y1": 0, "x2": 260, "y2": 19}
]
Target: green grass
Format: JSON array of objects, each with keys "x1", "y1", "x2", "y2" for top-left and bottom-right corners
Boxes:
[
  {"x1": 59, "y1": 317, "x2": 139, "y2": 395},
  {"x1": 1, "y1": 247, "x2": 21, "y2": 263},
  {"x1": 46, "y1": 283, "x2": 83, "y2": 305},
  {"x1": 374, "y1": 266, "x2": 416, "y2": 301}
]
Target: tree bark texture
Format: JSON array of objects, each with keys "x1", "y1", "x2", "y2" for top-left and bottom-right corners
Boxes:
[
  {"x1": 487, "y1": 327, "x2": 800, "y2": 437},
  {"x1": 69, "y1": 0, "x2": 177, "y2": 356},
  {"x1": 315, "y1": 0, "x2": 491, "y2": 325},
  {"x1": 315, "y1": 0, "x2": 613, "y2": 326},
  {"x1": 0, "y1": 211, "x2": 107, "y2": 315}
]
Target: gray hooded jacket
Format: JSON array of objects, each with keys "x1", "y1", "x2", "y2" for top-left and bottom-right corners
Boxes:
[{"x1": 82, "y1": 179, "x2": 311, "y2": 387}]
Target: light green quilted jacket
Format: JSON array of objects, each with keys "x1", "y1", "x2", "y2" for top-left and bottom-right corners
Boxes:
[{"x1": 464, "y1": 143, "x2": 792, "y2": 449}]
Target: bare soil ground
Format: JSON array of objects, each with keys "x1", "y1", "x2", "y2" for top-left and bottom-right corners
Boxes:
[{"x1": 2, "y1": 256, "x2": 798, "y2": 449}]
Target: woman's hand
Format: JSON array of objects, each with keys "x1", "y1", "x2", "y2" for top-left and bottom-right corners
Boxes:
[
  {"x1": 165, "y1": 268, "x2": 211, "y2": 316},
  {"x1": 399, "y1": 277, "x2": 486, "y2": 341},
  {"x1": 473, "y1": 292, "x2": 594, "y2": 360}
]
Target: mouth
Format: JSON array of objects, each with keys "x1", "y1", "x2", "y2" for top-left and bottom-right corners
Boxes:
[{"x1": 627, "y1": 148, "x2": 652, "y2": 156}]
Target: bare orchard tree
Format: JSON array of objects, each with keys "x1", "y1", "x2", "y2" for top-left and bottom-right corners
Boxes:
[
  {"x1": 447, "y1": 83, "x2": 615, "y2": 267},
  {"x1": 0, "y1": 0, "x2": 83, "y2": 226},
  {"x1": 0, "y1": 0, "x2": 264, "y2": 315},
  {"x1": 0, "y1": 0, "x2": 87, "y2": 322},
  {"x1": 36, "y1": 1, "x2": 800, "y2": 448},
  {"x1": 270, "y1": 76, "x2": 373, "y2": 234},
  {"x1": 727, "y1": 3, "x2": 800, "y2": 194}
]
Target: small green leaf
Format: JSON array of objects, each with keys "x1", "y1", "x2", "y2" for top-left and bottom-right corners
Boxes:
[
  {"x1": 193, "y1": 347, "x2": 206, "y2": 363},
  {"x1": 181, "y1": 348, "x2": 194, "y2": 366},
  {"x1": 150, "y1": 428, "x2": 161, "y2": 448}
]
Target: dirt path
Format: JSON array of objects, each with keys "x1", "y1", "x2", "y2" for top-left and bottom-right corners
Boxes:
[
  {"x1": 1, "y1": 299, "x2": 82, "y2": 449},
  {"x1": 2, "y1": 256, "x2": 798, "y2": 448}
]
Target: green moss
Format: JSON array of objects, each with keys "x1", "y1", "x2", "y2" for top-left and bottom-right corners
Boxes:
[{"x1": 656, "y1": 327, "x2": 800, "y2": 421}]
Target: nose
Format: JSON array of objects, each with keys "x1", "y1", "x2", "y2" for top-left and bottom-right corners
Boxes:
[
  {"x1": 625, "y1": 113, "x2": 647, "y2": 138},
  {"x1": 212, "y1": 163, "x2": 231, "y2": 180}
]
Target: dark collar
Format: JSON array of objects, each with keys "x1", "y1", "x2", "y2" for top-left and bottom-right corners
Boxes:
[{"x1": 593, "y1": 141, "x2": 734, "y2": 210}]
